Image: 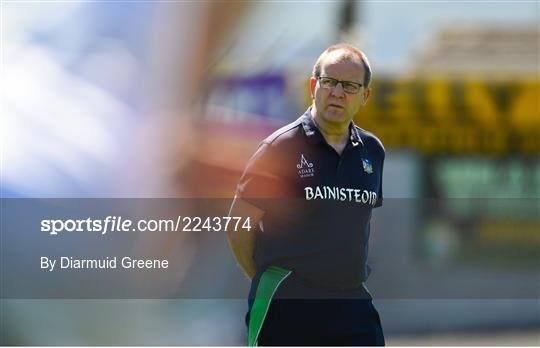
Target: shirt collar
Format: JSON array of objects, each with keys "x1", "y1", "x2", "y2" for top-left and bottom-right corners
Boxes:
[{"x1": 300, "y1": 107, "x2": 364, "y2": 147}]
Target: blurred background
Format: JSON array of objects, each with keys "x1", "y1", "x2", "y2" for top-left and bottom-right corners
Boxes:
[{"x1": 2, "y1": 0, "x2": 539, "y2": 345}]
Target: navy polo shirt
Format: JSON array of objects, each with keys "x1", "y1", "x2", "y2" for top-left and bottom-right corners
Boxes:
[{"x1": 237, "y1": 108, "x2": 385, "y2": 291}]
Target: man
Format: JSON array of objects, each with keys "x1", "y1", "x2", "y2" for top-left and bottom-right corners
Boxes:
[{"x1": 227, "y1": 43, "x2": 385, "y2": 346}]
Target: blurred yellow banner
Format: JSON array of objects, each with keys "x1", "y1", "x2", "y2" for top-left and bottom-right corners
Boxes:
[{"x1": 343, "y1": 78, "x2": 539, "y2": 154}]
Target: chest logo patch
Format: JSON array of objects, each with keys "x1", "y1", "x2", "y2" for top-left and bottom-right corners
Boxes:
[
  {"x1": 362, "y1": 158, "x2": 373, "y2": 174},
  {"x1": 297, "y1": 154, "x2": 314, "y2": 178}
]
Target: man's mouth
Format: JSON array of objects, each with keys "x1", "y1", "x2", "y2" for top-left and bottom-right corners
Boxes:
[{"x1": 328, "y1": 104, "x2": 344, "y2": 109}]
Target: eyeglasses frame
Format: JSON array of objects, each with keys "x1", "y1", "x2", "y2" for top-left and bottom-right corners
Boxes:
[{"x1": 316, "y1": 75, "x2": 364, "y2": 94}]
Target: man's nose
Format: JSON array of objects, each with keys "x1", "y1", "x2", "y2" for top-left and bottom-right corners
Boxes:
[{"x1": 330, "y1": 82, "x2": 346, "y2": 98}]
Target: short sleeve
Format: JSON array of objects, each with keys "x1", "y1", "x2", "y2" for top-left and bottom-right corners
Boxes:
[
  {"x1": 374, "y1": 153, "x2": 384, "y2": 208},
  {"x1": 236, "y1": 142, "x2": 283, "y2": 211}
]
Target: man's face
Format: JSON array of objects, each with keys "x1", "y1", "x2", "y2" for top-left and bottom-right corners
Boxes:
[{"x1": 310, "y1": 51, "x2": 371, "y2": 126}]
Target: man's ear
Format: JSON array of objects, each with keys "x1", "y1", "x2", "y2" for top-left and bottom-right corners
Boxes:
[
  {"x1": 309, "y1": 77, "x2": 317, "y2": 99},
  {"x1": 361, "y1": 87, "x2": 371, "y2": 106}
]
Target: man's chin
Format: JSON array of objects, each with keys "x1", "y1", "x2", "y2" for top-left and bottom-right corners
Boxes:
[{"x1": 323, "y1": 111, "x2": 349, "y2": 124}]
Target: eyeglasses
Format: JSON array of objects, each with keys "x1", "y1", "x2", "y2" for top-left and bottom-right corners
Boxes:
[{"x1": 317, "y1": 76, "x2": 363, "y2": 94}]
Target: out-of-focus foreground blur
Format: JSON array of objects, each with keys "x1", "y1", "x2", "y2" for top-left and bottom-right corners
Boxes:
[{"x1": 2, "y1": 1, "x2": 539, "y2": 345}]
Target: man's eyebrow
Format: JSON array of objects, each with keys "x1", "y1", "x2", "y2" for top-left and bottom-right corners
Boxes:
[{"x1": 321, "y1": 76, "x2": 363, "y2": 84}]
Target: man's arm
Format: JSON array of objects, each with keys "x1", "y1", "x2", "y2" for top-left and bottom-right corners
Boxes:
[{"x1": 227, "y1": 196, "x2": 265, "y2": 279}]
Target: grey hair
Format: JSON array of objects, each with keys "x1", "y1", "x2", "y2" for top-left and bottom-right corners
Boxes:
[{"x1": 312, "y1": 43, "x2": 372, "y2": 87}]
